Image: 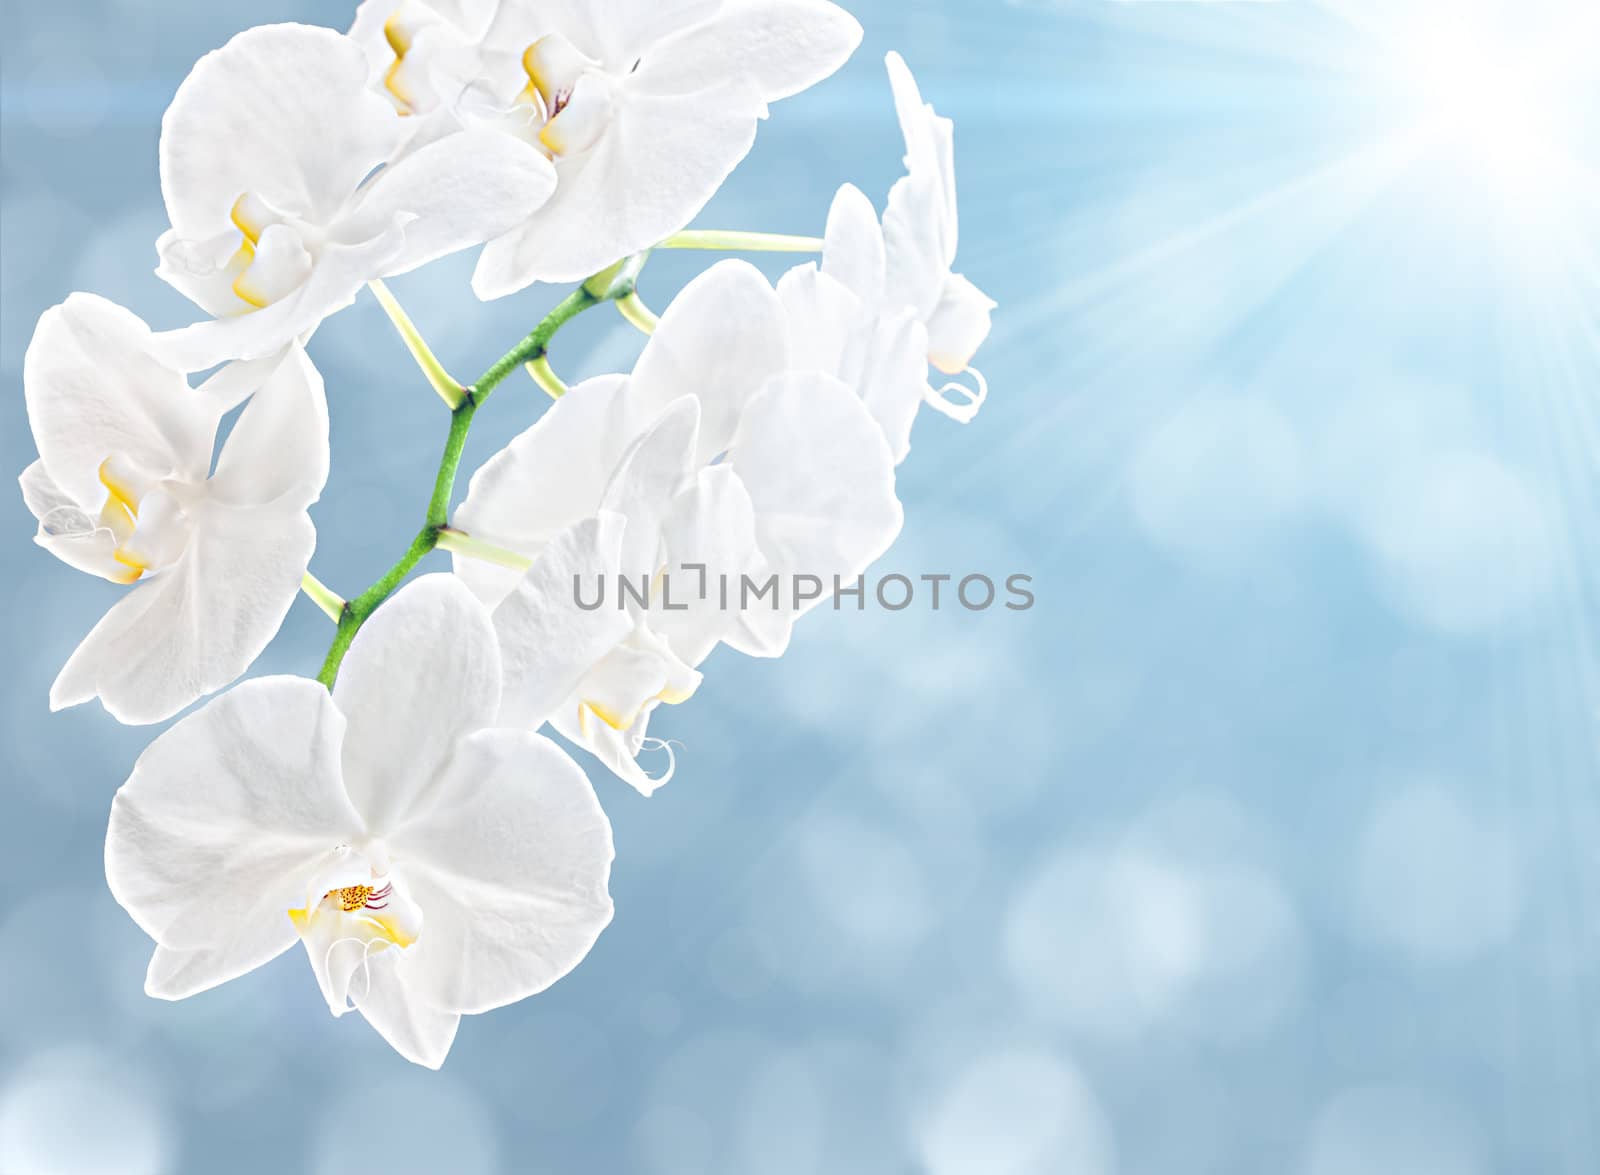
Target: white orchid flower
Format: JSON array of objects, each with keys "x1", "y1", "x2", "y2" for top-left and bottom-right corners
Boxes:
[
  {"x1": 349, "y1": 0, "x2": 498, "y2": 121},
  {"x1": 21, "y1": 294, "x2": 328, "y2": 726},
  {"x1": 455, "y1": 387, "x2": 754, "y2": 793},
  {"x1": 820, "y1": 52, "x2": 997, "y2": 423},
  {"x1": 616, "y1": 262, "x2": 904, "y2": 658},
  {"x1": 466, "y1": 0, "x2": 862, "y2": 294},
  {"x1": 453, "y1": 261, "x2": 900, "y2": 786},
  {"x1": 151, "y1": 22, "x2": 556, "y2": 372},
  {"x1": 346, "y1": 0, "x2": 510, "y2": 163},
  {"x1": 105, "y1": 575, "x2": 615, "y2": 1070},
  {"x1": 774, "y1": 250, "x2": 929, "y2": 464}
]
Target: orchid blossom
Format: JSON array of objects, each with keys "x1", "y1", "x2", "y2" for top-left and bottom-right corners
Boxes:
[
  {"x1": 464, "y1": 0, "x2": 862, "y2": 293},
  {"x1": 774, "y1": 249, "x2": 930, "y2": 464},
  {"x1": 105, "y1": 575, "x2": 615, "y2": 1069},
  {"x1": 820, "y1": 52, "x2": 998, "y2": 424},
  {"x1": 452, "y1": 261, "x2": 901, "y2": 787},
  {"x1": 21, "y1": 294, "x2": 329, "y2": 725},
  {"x1": 151, "y1": 22, "x2": 555, "y2": 371},
  {"x1": 349, "y1": 0, "x2": 498, "y2": 120},
  {"x1": 452, "y1": 387, "x2": 755, "y2": 793}
]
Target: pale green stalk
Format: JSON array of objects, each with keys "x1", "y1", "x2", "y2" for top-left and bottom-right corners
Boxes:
[
  {"x1": 434, "y1": 528, "x2": 534, "y2": 571},
  {"x1": 615, "y1": 291, "x2": 659, "y2": 335},
  {"x1": 368, "y1": 279, "x2": 466, "y2": 408},
  {"x1": 524, "y1": 354, "x2": 568, "y2": 399},
  {"x1": 300, "y1": 571, "x2": 346, "y2": 622},
  {"x1": 657, "y1": 230, "x2": 824, "y2": 253}
]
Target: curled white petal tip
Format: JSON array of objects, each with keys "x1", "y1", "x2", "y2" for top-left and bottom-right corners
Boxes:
[
  {"x1": 636, "y1": 737, "x2": 680, "y2": 795},
  {"x1": 924, "y1": 366, "x2": 988, "y2": 424}
]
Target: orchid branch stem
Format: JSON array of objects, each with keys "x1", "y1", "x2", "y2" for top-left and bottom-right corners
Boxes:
[
  {"x1": 524, "y1": 354, "x2": 568, "y2": 399},
  {"x1": 615, "y1": 291, "x2": 659, "y2": 335},
  {"x1": 315, "y1": 284, "x2": 603, "y2": 688},
  {"x1": 299, "y1": 571, "x2": 346, "y2": 623},
  {"x1": 368, "y1": 279, "x2": 466, "y2": 409},
  {"x1": 658, "y1": 230, "x2": 824, "y2": 253},
  {"x1": 434, "y1": 528, "x2": 534, "y2": 571}
]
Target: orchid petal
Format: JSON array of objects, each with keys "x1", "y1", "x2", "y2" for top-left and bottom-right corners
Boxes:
[
  {"x1": 20, "y1": 461, "x2": 127, "y2": 583},
  {"x1": 576, "y1": 630, "x2": 700, "y2": 732},
  {"x1": 154, "y1": 228, "x2": 255, "y2": 319},
  {"x1": 775, "y1": 261, "x2": 861, "y2": 375},
  {"x1": 776, "y1": 264, "x2": 928, "y2": 463},
  {"x1": 159, "y1": 23, "x2": 401, "y2": 240},
  {"x1": 208, "y1": 345, "x2": 330, "y2": 511},
  {"x1": 341, "y1": 129, "x2": 557, "y2": 276},
  {"x1": 551, "y1": 696, "x2": 670, "y2": 796},
  {"x1": 856, "y1": 308, "x2": 932, "y2": 462},
  {"x1": 144, "y1": 944, "x2": 295, "y2": 1002},
  {"x1": 727, "y1": 371, "x2": 903, "y2": 654},
  {"x1": 390, "y1": 729, "x2": 613, "y2": 1015},
  {"x1": 195, "y1": 348, "x2": 296, "y2": 414},
  {"x1": 492, "y1": 513, "x2": 635, "y2": 730},
  {"x1": 924, "y1": 271, "x2": 998, "y2": 376},
  {"x1": 19, "y1": 459, "x2": 75, "y2": 523},
  {"x1": 352, "y1": 0, "x2": 499, "y2": 50},
  {"x1": 628, "y1": 261, "x2": 789, "y2": 463},
  {"x1": 600, "y1": 395, "x2": 700, "y2": 582},
  {"x1": 149, "y1": 225, "x2": 406, "y2": 371},
  {"x1": 483, "y1": 0, "x2": 719, "y2": 72},
  {"x1": 820, "y1": 183, "x2": 887, "y2": 308},
  {"x1": 452, "y1": 374, "x2": 641, "y2": 607},
  {"x1": 51, "y1": 503, "x2": 318, "y2": 725},
  {"x1": 105, "y1": 677, "x2": 360, "y2": 995},
  {"x1": 351, "y1": 951, "x2": 461, "y2": 1069},
  {"x1": 652, "y1": 465, "x2": 763, "y2": 666},
  {"x1": 881, "y1": 170, "x2": 950, "y2": 324},
  {"x1": 332, "y1": 575, "x2": 502, "y2": 833},
  {"x1": 885, "y1": 50, "x2": 952, "y2": 209},
  {"x1": 472, "y1": 79, "x2": 760, "y2": 293},
  {"x1": 549, "y1": 622, "x2": 698, "y2": 794},
  {"x1": 24, "y1": 294, "x2": 218, "y2": 510},
  {"x1": 640, "y1": 0, "x2": 861, "y2": 104}
]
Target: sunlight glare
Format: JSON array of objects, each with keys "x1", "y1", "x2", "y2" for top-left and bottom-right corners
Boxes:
[{"x1": 1390, "y1": 2, "x2": 1596, "y2": 204}]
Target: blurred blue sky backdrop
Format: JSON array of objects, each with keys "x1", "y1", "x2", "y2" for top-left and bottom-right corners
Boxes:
[{"x1": 3, "y1": 0, "x2": 1599, "y2": 1171}]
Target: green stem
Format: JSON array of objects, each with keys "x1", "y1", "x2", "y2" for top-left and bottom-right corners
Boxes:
[
  {"x1": 657, "y1": 229, "x2": 824, "y2": 253},
  {"x1": 315, "y1": 284, "x2": 603, "y2": 689}
]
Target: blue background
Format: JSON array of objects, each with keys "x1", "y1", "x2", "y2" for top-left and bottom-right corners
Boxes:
[{"x1": 3, "y1": 0, "x2": 1599, "y2": 1171}]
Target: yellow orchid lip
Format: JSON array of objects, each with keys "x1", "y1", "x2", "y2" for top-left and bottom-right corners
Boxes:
[
  {"x1": 577, "y1": 673, "x2": 699, "y2": 739},
  {"x1": 232, "y1": 265, "x2": 273, "y2": 310},
  {"x1": 583, "y1": 699, "x2": 630, "y2": 732},
  {"x1": 229, "y1": 193, "x2": 264, "y2": 246},
  {"x1": 98, "y1": 456, "x2": 141, "y2": 517},
  {"x1": 228, "y1": 193, "x2": 273, "y2": 308},
  {"x1": 98, "y1": 457, "x2": 149, "y2": 583},
  {"x1": 657, "y1": 681, "x2": 696, "y2": 706},
  {"x1": 382, "y1": 13, "x2": 416, "y2": 111},
  {"x1": 288, "y1": 881, "x2": 417, "y2": 949},
  {"x1": 111, "y1": 548, "x2": 151, "y2": 573},
  {"x1": 522, "y1": 34, "x2": 612, "y2": 157},
  {"x1": 538, "y1": 121, "x2": 567, "y2": 157},
  {"x1": 521, "y1": 40, "x2": 557, "y2": 109}
]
